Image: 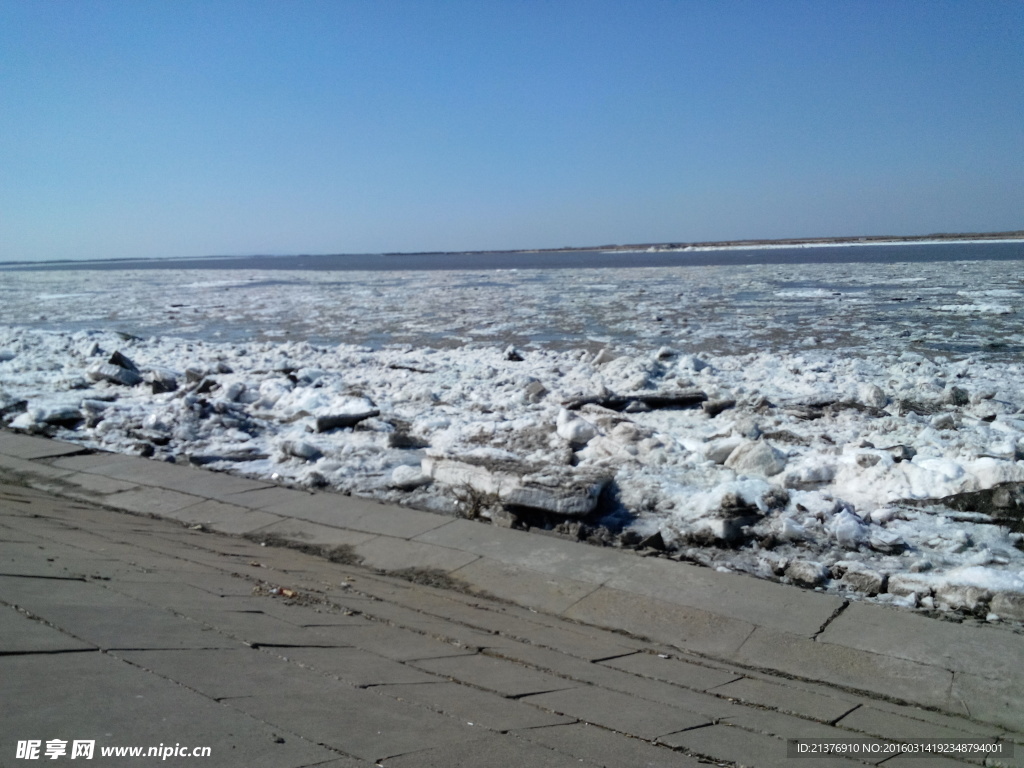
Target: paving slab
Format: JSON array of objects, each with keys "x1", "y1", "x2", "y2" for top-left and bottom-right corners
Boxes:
[
  {"x1": 182, "y1": 607, "x2": 363, "y2": 647},
  {"x1": 600, "y1": 651, "x2": 743, "y2": 692},
  {"x1": 836, "y1": 704, "x2": 999, "y2": 743},
  {"x1": 0, "y1": 550, "x2": 142, "y2": 581},
  {"x1": 49, "y1": 451, "x2": 145, "y2": 471},
  {"x1": 351, "y1": 535, "x2": 480, "y2": 573},
  {"x1": 450, "y1": 557, "x2": 601, "y2": 614},
  {"x1": 0, "y1": 542, "x2": 82, "y2": 577},
  {"x1": 319, "y1": 570, "x2": 436, "y2": 603},
  {"x1": 255, "y1": 490, "x2": 450, "y2": 539},
  {"x1": 881, "y1": 757, "x2": 989, "y2": 768},
  {"x1": 150, "y1": 546, "x2": 271, "y2": 574},
  {"x1": 240, "y1": 487, "x2": 357, "y2": 519},
  {"x1": 716, "y1": 707, "x2": 891, "y2": 764},
  {"x1": 220, "y1": 536, "x2": 370, "y2": 575},
  {"x1": 0, "y1": 651, "x2": 339, "y2": 768},
  {"x1": 497, "y1": 620, "x2": 641, "y2": 662},
  {"x1": 298, "y1": 622, "x2": 477, "y2": 662},
  {"x1": 522, "y1": 686, "x2": 712, "y2": 740},
  {"x1": 866, "y1": 696, "x2": 1010, "y2": 738},
  {"x1": 708, "y1": 676, "x2": 859, "y2": 723},
  {"x1": 0, "y1": 604, "x2": 96, "y2": 653},
  {"x1": 251, "y1": 517, "x2": 380, "y2": 549},
  {"x1": 412, "y1": 652, "x2": 578, "y2": 697},
  {"x1": 0, "y1": 432, "x2": 85, "y2": 459},
  {"x1": 160, "y1": 471, "x2": 275, "y2": 500},
  {"x1": 336, "y1": 500, "x2": 455, "y2": 539},
  {"x1": 2, "y1": 573, "x2": 241, "y2": 649},
  {"x1": 290, "y1": 605, "x2": 384, "y2": 626},
  {"x1": 379, "y1": 732, "x2": 601, "y2": 768},
  {"x1": 56, "y1": 470, "x2": 142, "y2": 495},
  {"x1": 101, "y1": 486, "x2": 205, "y2": 515},
  {"x1": 329, "y1": 573, "x2": 549, "y2": 635},
  {"x1": 169, "y1": 570, "x2": 275, "y2": 597},
  {"x1": 607, "y1": 556, "x2": 844, "y2": 638},
  {"x1": 104, "y1": 580, "x2": 370, "y2": 630},
  {"x1": 563, "y1": 585, "x2": 756, "y2": 658},
  {"x1": 219, "y1": 485, "x2": 319, "y2": 510},
  {"x1": 272, "y1": 645, "x2": 445, "y2": 686},
  {"x1": 818, "y1": 603, "x2": 1024, "y2": 730},
  {"x1": 146, "y1": 498, "x2": 285, "y2": 535},
  {"x1": 50, "y1": 453, "x2": 160, "y2": 478},
  {"x1": 377, "y1": 681, "x2": 575, "y2": 731},
  {"x1": 992, "y1": 741, "x2": 1024, "y2": 768},
  {"x1": 27, "y1": 604, "x2": 241, "y2": 650},
  {"x1": 659, "y1": 723, "x2": 864, "y2": 768},
  {"x1": 104, "y1": 579, "x2": 258, "y2": 612},
  {"x1": 117, "y1": 647, "x2": 327, "y2": 700},
  {"x1": 236, "y1": 676, "x2": 489, "y2": 763},
  {"x1": 948, "y1": 672, "x2": 1024, "y2": 734},
  {"x1": 377, "y1": 585, "x2": 606, "y2": 640},
  {"x1": 0, "y1": 519, "x2": 49, "y2": 541},
  {"x1": 818, "y1": 601, "x2": 1023, "y2": 679},
  {"x1": 359, "y1": 572, "x2": 639, "y2": 659},
  {"x1": 0, "y1": 484, "x2": 46, "y2": 512},
  {"x1": 732, "y1": 626, "x2": 956, "y2": 713},
  {"x1": 2, "y1": 573, "x2": 156, "y2": 609},
  {"x1": 46, "y1": 533, "x2": 231, "y2": 573},
  {"x1": 522, "y1": 723, "x2": 708, "y2": 768},
  {"x1": 228, "y1": 597, "x2": 372, "y2": 629},
  {"x1": 100, "y1": 553, "x2": 230, "y2": 582},
  {"x1": 0, "y1": 519, "x2": 131, "y2": 551},
  {"x1": 29, "y1": 504, "x2": 153, "y2": 530},
  {"x1": 416, "y1": 518, "x2": 632, "y2": 584},
  {"x1": 339, "y1": 599, "x2": 524, "y2": 651},
  {"x1": 72, "y1": 455, "x2": 273, "y2": 499},
  {"x1": 0, "y1": 453, "x2": 77, "y2": 478},
  {"x1": 487, "y1": 641, "x2": 741, "y2": 720}
]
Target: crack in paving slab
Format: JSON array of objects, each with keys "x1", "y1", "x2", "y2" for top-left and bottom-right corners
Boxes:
[
  {"x1": 0, "y1": 573, "x2": 88, "y2": 580},
  {"x1": 812, "y1": 599, "x2": 850, "y2": 639},
  {"x1": 0, "y1": 648, "x2": 99, "y2": 656}
]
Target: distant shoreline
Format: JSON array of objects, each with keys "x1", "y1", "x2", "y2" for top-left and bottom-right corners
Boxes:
[
  {"x1": 2, "y1": 230, "x2": 1022, "y2": 268},
  {"x1": 431, "y1": 230, "x2": 1024, "y2": 257}
]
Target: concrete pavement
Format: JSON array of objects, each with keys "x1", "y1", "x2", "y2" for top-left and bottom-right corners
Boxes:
[{"x1": 1, "y1": 430, "x2": 1021, "y2": 766}]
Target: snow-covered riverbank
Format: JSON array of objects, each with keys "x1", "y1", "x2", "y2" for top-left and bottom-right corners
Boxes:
[{"x1": 1, "y1": 258, "x2": 1023, "y2": 621}]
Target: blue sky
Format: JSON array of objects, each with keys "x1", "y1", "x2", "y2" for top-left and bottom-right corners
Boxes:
[{"x1": 2, "y1": 1, "x2": 1022, "y2": 261}]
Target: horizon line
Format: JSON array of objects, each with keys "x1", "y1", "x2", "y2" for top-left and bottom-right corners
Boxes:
[{"x1": 2, "y1": 228, "x2": 1022, "y2": 267}]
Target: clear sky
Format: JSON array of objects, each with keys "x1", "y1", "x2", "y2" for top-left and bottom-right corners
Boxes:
[{"x1": 2, "y1": 0, "x2": 1022, "y2": 261}]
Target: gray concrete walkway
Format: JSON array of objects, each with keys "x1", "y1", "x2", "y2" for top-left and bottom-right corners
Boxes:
[{"x1": 1, "y1": 430, "x2": 1021, "y2": 767}]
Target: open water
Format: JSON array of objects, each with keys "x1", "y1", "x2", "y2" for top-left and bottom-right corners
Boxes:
[
  {"x1": 1, "y1": 241, "x2": 1022, "y2": 362},
  {"x1": 2, "y1": 240, "x2": 1023, "y2": 272}
]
